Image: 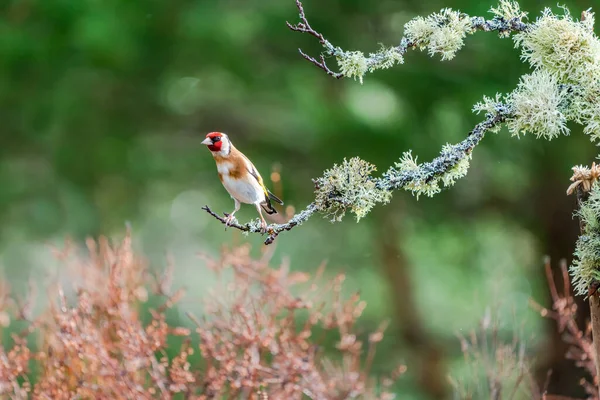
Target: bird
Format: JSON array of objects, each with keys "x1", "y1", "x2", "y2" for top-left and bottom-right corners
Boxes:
[{"x1": 201, "y1": 132, "x2": 283, "y2": 232}]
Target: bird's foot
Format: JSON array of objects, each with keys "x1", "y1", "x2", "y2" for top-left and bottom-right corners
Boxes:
[
  {"x1": 260, "y1": 220, "x2": 268, "y2": 234},
  {"x1": 224, "y1": 213, "x2": 236, "y2": 227}
]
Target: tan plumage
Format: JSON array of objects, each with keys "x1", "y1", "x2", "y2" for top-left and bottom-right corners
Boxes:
[{"x1": 202, "y1": 132, "x2": 283, "y2": 231}]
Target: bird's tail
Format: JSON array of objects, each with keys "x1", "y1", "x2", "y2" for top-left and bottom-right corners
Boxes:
[
  {"x1": 261, "y1": 190, "x2": 283, "y2": 215},
  {"x1": 267, "y1": 189, "x2": 283, "y2": 205},
  {"x1": 261, "y1": 202, "x2": 277, "y2": 215}
]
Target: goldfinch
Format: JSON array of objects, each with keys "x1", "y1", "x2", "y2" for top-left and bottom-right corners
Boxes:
[{"x1": 201, "y1": 132, "x2": 283, "y2": 232}]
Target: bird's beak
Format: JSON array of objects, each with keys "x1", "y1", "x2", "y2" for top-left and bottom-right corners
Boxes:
[{"x1": 201, "y1": 138, "x2": 212, "y2": 146}]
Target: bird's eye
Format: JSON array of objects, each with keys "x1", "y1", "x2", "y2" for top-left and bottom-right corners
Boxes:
[{"x1": 212, "y1": 136, "x2": 221, "y2": 142}]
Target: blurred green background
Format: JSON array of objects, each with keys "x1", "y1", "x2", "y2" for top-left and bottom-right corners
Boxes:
[{"x1": 1, "y1": 0, "x2": 597, "y2": 398}]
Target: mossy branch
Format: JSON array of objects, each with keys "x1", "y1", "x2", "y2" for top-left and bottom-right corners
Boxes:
[
  {"x1": 203, "y1": 106, "x2": 511, "y2": 244},
  {"x1": 288, "y1": 1, "x2": 600, "y2": 141},
  {"x1": 569, "y1": 164, "x2": 600, "y2": 296},
  {"x1": 287, "y1": 0, "x2": 530, "y2": 83},
  {"x1": 567, "y1": 165, "x2": 600, "y2": 398},
  {"x1": 205, "y1": 1, "x2": 599, "y2": 244}
]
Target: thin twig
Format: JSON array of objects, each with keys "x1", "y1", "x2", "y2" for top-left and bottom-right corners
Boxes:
[
  {"x1": 201, "y1": 205, "x2": 250, "y2": 232},
  {"x1": 296, "y1": 50, "x2": 343, "y2": 79},
  {"x1": 285, "y1": 0, "x2": 343, "y2": 78},
  {"x1": 202, "y1": 203, "x2": 319, "y2": 245}
]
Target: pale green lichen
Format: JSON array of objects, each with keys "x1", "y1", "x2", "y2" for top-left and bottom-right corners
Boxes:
[
  {"x1": 505, "y1": 70, "x2": 570, "y2": 139},
  {"x1": 475, "y1": 5, "x2": 600, "y2": 142},
  {"x1": 439, "y1": 144, "x2": 472, "y2": 187},
  {"x1": 514, "y1": 7, "x2": 600, "y2": 84},
  {"x1": 582, "y1": 100, "x2": 600, "y2": 141},
  {"x1": 395, "y1": 151, "x2": 440, "y2": 199},
  {"x1": 394, "y1": 148, "x2": 472, "y2": 199},
  {"x1": 337, "y1": 51, "x2": 368, "y2": 83},
  {"x1": 489, "y1": 0, "x2": 528, "y2": 22},
  {"x1": 508, "y1": 5, "x2": 600, "y2": 142},
  {"x1": 405, "y1": 180, "x2": 441, "y2": 199},
  {"x1": 396, "y1": 150, "x2": 420, "y2": 172},
  {"x1": 571, "y1": 183, "x2": 600, "y2": 296},
  {"x1": 404, "y1": 8, "x2": 473, "y2": 60},
  {"x1": 403, "y1": 17, "x2": 435, "y2": 47},
  {"x1": 472, "y1": 93, "x2": 508, "y2": 133},
  {"x1": 336, "y1": 45, "x2": 404, "y2": 84},
  {"x1": 570, "y1": 84, "x2": 600, "y2": 142},
  {"x1": 368, "y1": 45, "x2": 405, "y2": 70},
  {"x1": 313, "y1": 157, "x2": 391, "y2": 222}
]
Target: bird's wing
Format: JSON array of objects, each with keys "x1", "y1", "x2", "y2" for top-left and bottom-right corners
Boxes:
[
  {"x1": 240, "y1": 152, "x2": 284, "y2": 205},
  {"x1": 242, "y1": 155, "x2": 270, "y2": 200}
]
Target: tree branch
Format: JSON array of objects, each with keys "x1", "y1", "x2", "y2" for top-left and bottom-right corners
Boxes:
[
  {"x1": 286, "y1": 0, "x2": 530, "y2": 79},
  {"x1": 201, "y1": 0, "x2": 536, "y2": 243},
  {"x1": 202, "y1": 203, "x2": 319, "y2": 245},
  {"x1": 379, "y1": 105, "x2": 510, "y2": 191},
  {"x1": 203, "y1": 106, "x2": 512, "y2": 245},
  {"x1": 572, "y1": 178, "x2": 600, "y2": 397}
]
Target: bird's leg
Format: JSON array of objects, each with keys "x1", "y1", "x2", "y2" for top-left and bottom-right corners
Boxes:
[
  {"x1": 254, "y1": 203, "x2": 268, "y2": 233},
  {"x1": 224, "y1": 198, "x2": 241, "y2": 227}
]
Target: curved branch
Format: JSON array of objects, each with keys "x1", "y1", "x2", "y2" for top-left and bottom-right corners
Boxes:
[
  {"x1": 286, "y1": 0, "x2": 530, "y2": 78},
  {"x1": 202, "y1": 2, "x2": 526, "y2": 244},
  {"x1": 203, "y1": 106, "x2": 512, "y2": 245},
  {"x1": 379, "y1": 104, "x2": 511, "y2": 191}
]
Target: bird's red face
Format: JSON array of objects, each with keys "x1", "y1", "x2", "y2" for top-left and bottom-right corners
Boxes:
[{"x1": 201, "y1": 132, "x2": 224, "y2": 152}]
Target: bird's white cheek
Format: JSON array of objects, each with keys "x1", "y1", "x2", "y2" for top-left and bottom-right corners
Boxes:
[{"x1": 220, "y1": 141, "x2": 231, "y2": 155}]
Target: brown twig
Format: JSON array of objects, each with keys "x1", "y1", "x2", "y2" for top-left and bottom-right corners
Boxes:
[
  {"x1": 202, "y1": 203, "x2": 318, "y2": 245},
  {"x1": 285, "y1": 0, "x2": 343, "y2": 79},
  {"x1": 296, "y1": 51, "x2": 344, "y2": 79},
  {"x1": 531, "y1": 257, "x2": 597, "y2": 398},
  {"x1": 201, "y1": 205, "x2": 250, "y2": 232}
]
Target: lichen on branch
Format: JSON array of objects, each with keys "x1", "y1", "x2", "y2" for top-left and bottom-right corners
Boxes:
[
  {"x1": 287, "y1": 0, "x2": 530, "y2": 84},
  {"x1": 392, "y1": 146, "x2": 472, "y2": 199},
  {"x1": 489, "y1": 0, "x2": 528, "y2": 22},
  {"x1": 404, "y1": 8, "x2": 473, "y2": 61},
  {"x1": 335, "y1": 47, "x2": 404, "y2": 84},
  {"x1": 204, "y1": 105, "x2": 510, "y2": 243},
  {"x1": 570, "y1": 165, "x2": 600, "y2": 296},
  {"x1": 313, "y1": 158, "x2": 391, "y2": 222},
  {"x1": 288, "y1": 0, "x2": 599, "y2": 142},
  {"x1": 475, "y1": 6, "x2": 600, "y2": 140},
  {"x1": 204, "y1": 1, "x2": 599, "y2": 245},
  {"x1": 473, "y1": 71, "x2": 571, "y2": 139},
  {"x1": 514, "y1": 7, "x2": 599, "y2": 84}
]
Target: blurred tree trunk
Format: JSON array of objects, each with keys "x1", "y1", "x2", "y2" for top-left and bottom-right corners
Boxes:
[
  {"x1": 531, "y1": 165, "x2": 589, "y2": 398},
  {"x1": 376, "y1": 205, "x2": 448, "y2": 400}
]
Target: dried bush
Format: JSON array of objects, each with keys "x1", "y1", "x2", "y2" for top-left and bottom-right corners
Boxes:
[
  {"x1": 447, "y1": 255, "x2": 600, "y2": 400},
  {"x1": 0, "y1": 230, "x2": 403, "y2": 399},
  {"x1": 531, "y1": 258, "x2": 598, "y2": 399},
  {"x1": 448, "y1": 308, "x2": 541, "y2": 400}
]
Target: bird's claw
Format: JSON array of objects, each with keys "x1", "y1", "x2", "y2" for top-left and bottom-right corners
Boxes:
[
  {"x1": 260, "y1": 221, "x2": 268, "y2": 234},
  {"x1": 224, "y1": 214, "x2": 235, "y2": 228}
]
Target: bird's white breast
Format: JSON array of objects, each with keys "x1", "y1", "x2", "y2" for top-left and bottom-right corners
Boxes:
[
  {"x1": 217, "y1": 161, "x2": 234, "y2": 175},
  {"x1": 218, "y1": 161, "x2": 264, "y2": 205}
]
